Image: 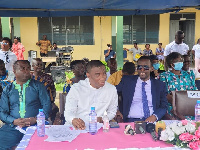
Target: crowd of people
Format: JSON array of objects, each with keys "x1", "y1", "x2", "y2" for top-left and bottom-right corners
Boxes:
[{"x1": 0, "y1": 30, "x2": 199, "y2": 149}]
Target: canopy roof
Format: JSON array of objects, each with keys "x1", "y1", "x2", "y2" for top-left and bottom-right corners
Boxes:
[{"x1": 0, "y1": 0, "x2": 199, "y2": 17}]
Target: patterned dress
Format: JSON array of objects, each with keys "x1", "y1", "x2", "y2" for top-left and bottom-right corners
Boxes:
[
  {"x1": 0, "y1": 70, "x2": 13, "y2": 89},
  {"x1": 159, "y1": 70, "x2": 197, "y2": 120},
  {"x1": 12, "y1": 42, "x2": 25, "y2": 60},
  {"x1": 32, "y1": 73, "x2": 56, "y2": 102}
]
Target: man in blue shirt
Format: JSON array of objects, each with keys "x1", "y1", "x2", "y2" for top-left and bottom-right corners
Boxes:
[
  {"x1": 0, "y1": 60, "x2": 51, "y2": 149},
  {"x1": 104, "y1": 44, "x2": 116, "y2": 62}
]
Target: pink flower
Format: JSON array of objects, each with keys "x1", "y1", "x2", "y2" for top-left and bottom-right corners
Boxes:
[
  {"x1": 189, "y1": 141, "x2": 199, "y2": 150},
  {"x1": 179, "y1": 133, "x2": 193, "y2": 141},
  {"x1": 181, "y1": 120, "x2": 188, "y2": 125},
  {"x1": 191, "y1": 122, "x2": 196, "y2": 126},
  {"x1": 195, "y1": 130, "x2": 200, "y2": 138},
  {"x1": 193, "y1": 135, "x2": 199, "y2": 141}
]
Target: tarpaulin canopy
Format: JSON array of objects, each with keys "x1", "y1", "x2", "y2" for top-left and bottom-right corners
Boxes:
[{"x1": 0, "y1": 0, "x2": 199, "y2": 17}]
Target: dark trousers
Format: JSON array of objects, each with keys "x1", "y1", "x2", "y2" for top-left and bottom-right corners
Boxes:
[
  {"x1": 0, "y1": 124, "x2": 24, "y2": 149},
  {"x1": 40, "y1": 52, "x2": 48, "y2": 57},
  {"x1": 40, "y1": 53, "x2": 47, "y2": 70}
]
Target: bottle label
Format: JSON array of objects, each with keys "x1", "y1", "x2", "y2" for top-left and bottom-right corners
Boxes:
[
  {"x1": 103, "y1": 120, "x2": 109, "y2": 129},
  {"x1": 197, "y1": 109, "x2": 200, "y2": 115},
  {"x1": 37, "y1": 119, "x2": 43, "y2": 126},
  {"x1": 89, "y1": 116, "x2": 97, "y2": 122}
]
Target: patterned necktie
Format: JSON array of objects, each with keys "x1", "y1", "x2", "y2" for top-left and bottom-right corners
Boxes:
[
  {"x1": 142, "y1": 82, "x2": 150, "y2": 119},
  {"x1": 4, "y1": 52, "x2": 10, "y2": 64}
]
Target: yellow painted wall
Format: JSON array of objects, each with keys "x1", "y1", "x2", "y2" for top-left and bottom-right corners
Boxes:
[
  {"x1": 20, "y1": 17, "x2": 39, "y2": 60},
  {"x1": 20, "y1": 8, "x2": 200, "y2": 61},
  {"x1": 20, "y1": 16, "x2": 112, "y2": 61}
]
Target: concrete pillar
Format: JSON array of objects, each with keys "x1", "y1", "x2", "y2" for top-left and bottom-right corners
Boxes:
[
  {"x1": 13, "y1": 17, "x2": 20, "y2": 38},
  {"x1": 116, "y1": 16, "x2": 123, "y2": 69},
  {"x1": 1, "y1": 17, "x2": 10, "y2": 38}
]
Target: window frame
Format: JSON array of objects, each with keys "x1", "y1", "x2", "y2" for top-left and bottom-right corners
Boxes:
[
  {"x1": 123, "y1": 15, "x2": 159, "y2": 44},
  {"x1": 38, "y1": 16, "x2": 94, "y2": 45}
]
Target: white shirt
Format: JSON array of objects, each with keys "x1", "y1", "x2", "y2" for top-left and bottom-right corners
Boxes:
[
  {"x1": 164, "y1": 41, "x2": 189, "y2": 56},
  {"x1": 64, "y1": 78, "x2": 118, "y2": 125},
  {"x1": 192, "y1": 44, "x2": 200, "y2": 59},
  {"x1": 129, "y1": 47, "x2": 142, "y2": 61},
  {"x1": 0, "y1": 50, "x2": 17, "y2": 71},
  {"x1": 128, "y1": 77, "x2": 153, "y2": 118}
]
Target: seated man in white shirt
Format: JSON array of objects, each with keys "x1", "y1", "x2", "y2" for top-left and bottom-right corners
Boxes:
[{"x1": 64, "y1": 60, "x2": 118, "y2": 129}]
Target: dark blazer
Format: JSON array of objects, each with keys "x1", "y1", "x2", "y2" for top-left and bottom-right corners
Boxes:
[{"x1": 116, "y1": 75, "x2": 167, "y2": 122}]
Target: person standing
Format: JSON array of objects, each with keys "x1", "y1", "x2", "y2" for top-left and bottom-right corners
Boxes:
[
  {"x1": 0, "y1": 37, "x2": 17, "y2": 71},
  {"x1": 192, "y1": 38, "x2": 200, "y2": 74},
  {"x1": 164, "y1": 30, "x2": 189, "y2": 70},
  {"x1": 36, "y1": 35, "x2": 52, "y2": 57},
  {"x1": 12, "y1": 37, "x2": 25, "y2": 60},
  {"x1": 0, "y1": 60, "x2": 51, "y2": 149},
  {"x1": 127, "y1": 43, "x2": 142, "y2": 62},
  {"x1": 104, "y1": 44, "x2": 116, "y2": 62}
]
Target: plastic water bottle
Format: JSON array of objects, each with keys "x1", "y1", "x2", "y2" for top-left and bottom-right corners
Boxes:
[
  {"x1": 195, "y1": 100, "x2": 200, "y2": 121},
  {"x1": 89, "y1": 107, "x2": 97, "y2": 135},
  {"x1": 37, "y1": 109, "x2": 45, "y2": 137},
  {"x1": 103, "y1": 111, "x2": 109, "y2": 132}
]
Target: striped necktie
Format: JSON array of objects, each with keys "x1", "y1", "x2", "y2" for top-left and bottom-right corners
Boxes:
[{"x1": 142, "y1": 82, "x2": 150, "y2": 119}]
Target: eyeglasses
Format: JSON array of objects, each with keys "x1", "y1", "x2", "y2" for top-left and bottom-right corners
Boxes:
[
  {"x1": 137, "y1": 65, "x2": 150, "y2": 70},
  {"x1": 0, "y1": 42, "x2": 8, "y2": 45}
]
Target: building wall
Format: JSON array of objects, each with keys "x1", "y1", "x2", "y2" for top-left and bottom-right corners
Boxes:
[
  {"x1": 19, "y1": 8, "x2": 200, "y2": 61},
  {"x1": 20, "y1": 16, "x2": 112, "y2": 61},
  {"x1": 20, "y1": 17, "x2": 39, "y2": 59}
]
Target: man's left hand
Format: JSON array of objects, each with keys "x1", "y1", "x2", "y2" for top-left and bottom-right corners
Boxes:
[
  {"x1": 97, "y1": 117, "x2": 103, "y2": 123},
  {"x1": 145, "y1": 115, "x2": 157, "y2": 123}
]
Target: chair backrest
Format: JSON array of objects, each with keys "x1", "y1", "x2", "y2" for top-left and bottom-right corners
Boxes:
[
  {"x1": 59, "y1": 93, "x2": 67, "y2": 115},
  {"x1": 172, "y1": 91, "x2": 199, "y2": 117},
  {"x1": 195, "y1": 80, "x2": 200, "y2": 90}
]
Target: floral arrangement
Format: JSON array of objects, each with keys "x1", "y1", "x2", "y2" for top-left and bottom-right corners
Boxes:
[{"x1": 160, "y1": 120, "x2": 200, "y2": 150}]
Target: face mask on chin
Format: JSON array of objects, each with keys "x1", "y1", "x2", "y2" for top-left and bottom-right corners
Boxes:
[{"x1": 172, "y1": 62, "x2": 183, "y2": 71}]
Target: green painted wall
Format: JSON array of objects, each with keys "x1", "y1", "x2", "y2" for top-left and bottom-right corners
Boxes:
[
  {"x1": 13, "y1": 17, "x2": 20, "y2": 37},
  {"x1": 116, "y1": 16, "x2": 123, "y2": 69},
  {"x1": 1, "y1": 17, "x2": 10, "y2": 38}
]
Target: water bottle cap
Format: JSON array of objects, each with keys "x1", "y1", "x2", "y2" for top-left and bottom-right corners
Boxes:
[
  {"x1": 91, "y1": 107, "x2": 95, "y2": 110},
  {"x1": 39, "y1": 109, "x2": 43, "y2": 112},
  {"x1": 197, "y1": 100, "x2": 200, "y2": 104}
]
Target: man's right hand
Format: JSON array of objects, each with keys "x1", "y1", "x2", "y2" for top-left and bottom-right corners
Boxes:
[
  {"x1": 13, "y1": 118, "x2": 27, "y2": 127},
  {"x1": 72, "y1": 118, "x2": 86, "y2": 130}
]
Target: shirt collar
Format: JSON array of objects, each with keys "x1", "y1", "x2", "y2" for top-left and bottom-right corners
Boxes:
[
  {"x1": 138, "y1": 77, "x2": 151, "y2": 85},
  {"x1": 86, "y1": 78, "x2": 104, "y2": 90}
]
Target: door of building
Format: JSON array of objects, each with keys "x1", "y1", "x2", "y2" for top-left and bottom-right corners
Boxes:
[{"x1": 169, "y1": 13, "x2": 195, "y2": 49}]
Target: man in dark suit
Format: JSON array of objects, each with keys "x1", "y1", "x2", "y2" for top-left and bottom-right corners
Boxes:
[{"x1": 116, "y1": 56, "x2": 167, "y2": 122}]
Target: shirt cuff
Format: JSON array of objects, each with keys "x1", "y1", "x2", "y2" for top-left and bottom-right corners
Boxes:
[{"x1": 153, "y1": 114, "x2": 158, "y2": 121}]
